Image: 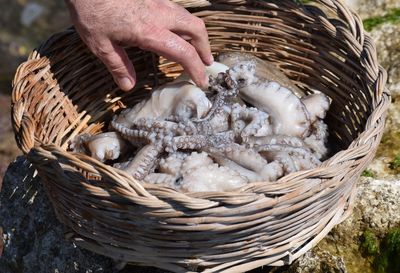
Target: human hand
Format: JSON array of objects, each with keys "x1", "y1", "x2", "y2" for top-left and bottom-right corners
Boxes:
[{"x1": 66, "y1": 0, "x2": 213, "y2": 91}]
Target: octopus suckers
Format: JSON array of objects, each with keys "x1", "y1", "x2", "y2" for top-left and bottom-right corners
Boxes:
[{"x1": 71, "y1": 53, "x2": 331, "y2": 193}]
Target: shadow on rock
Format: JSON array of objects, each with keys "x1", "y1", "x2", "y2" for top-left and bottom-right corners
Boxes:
[{"x1": 0, "y1": 157, "x2": 116, "y2": 273}]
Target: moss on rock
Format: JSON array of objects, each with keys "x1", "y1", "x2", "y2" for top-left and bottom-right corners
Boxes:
[
  {"x1": 363, "y1": 8, "x2": 400, "y2": 31},
  {"x1": 389, "y1": 154, "x2": 400, "y2": 173},
  {"x1": 361, "y1": 230, "x2": 380, "y2": 256},
  {"x1": 373, "y1": 227, "x2": 400, "y2": 273},
  {"x1": 361, "y1": 169, "x2": 376, "y2": 178},
  {"x1": 352, "y1": 227, "x2": 400, "y2": 273}
]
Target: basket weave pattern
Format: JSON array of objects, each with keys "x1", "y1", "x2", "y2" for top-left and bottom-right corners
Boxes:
[{"x1": 11, "y1": 0, "x2": 390, "y2": 272}]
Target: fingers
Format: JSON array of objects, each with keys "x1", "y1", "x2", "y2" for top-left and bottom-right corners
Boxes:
[
  {"x1": 138, "y1": 27, "x2": 208, "y2": 87},
  {"x1": 91, "y1": 40, "x2": 137, "y2": 92},
  {"x1": 166, "y1": 7, "x2": 213, "y2": 65}
]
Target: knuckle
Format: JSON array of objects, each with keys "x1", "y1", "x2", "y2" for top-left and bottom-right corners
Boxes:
[
  {"x1": 182, "y1": 45, "x2": 197, "y2": 59},
  {"x1": 193, "y1": 17, "x2": 206, "y2": 32},
  {"x1": 176, "y1": 13, "x2": 206, "y2": 33},
  {"x1": 136, "y1": 24, "x2": 160, "y2": 48}
]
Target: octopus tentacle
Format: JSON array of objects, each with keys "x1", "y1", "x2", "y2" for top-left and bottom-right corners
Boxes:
[
  {"x1": 245, "y1": 135, "x2": 306, "y2": 148},
  {"x1": 219, "y1": 52, "x2": 305, "y2": 97},
  {"x1": 110, "y1": 120, "x2": 159, "y2": 144},
  {"x1": 144, "y1": 173, "x2": 179, "y2": 187},
  {"x1": 206, "y1": 143, "x2": 283, "y2": 182},
  {"x1": 255, "y1": 144, "x2": 321, "y2": 174},
  {"x1": 226, "y1": 62, "x2": 311, "y2": 138},
  {"x1": 132, "y1": 118, "x2": 177, "y2": 131},
  {"x1": 254, "y1": 144, "x2": 320, "y2": 163},
  {"x1": 169, "y1": 131, "x2": 235, "y2": 152},
  {"x1": 121, "y1": 144, "x2": 164, "y2": 180},
  {"x1": 240, "y1": 81, "x2": 311, "y2": 138},
  {"x1": 304, "y1": 120, "x2": 329, "y2": 160},
  {"x1": 230, "y1": 104, "x2": 272, "y2": 140},
  {"x1": 267, "y1": 153, "x2": 298, "y2": 174},
  {"x1": 301, "y1": 93, "x2": 331, "y2": 124},
  {"x1": 168, "y1": 135, "x2": 208, "y2": 152},
  {"x1": 209, "y1": 151, "x2": 263, "y2": 182},
  {"x1": 208, "y1": 131, "x2": 236, "y2": 148},
  {"x1": 191, "y1": 72, "x2": 238, "y2": 134},
  {"x1": 222, "y1": 143, "x2": 284, "y2": 181}
]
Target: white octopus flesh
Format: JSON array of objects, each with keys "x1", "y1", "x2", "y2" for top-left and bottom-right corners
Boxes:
[{"x1": 71, "y1": 53, "x2": 332, "y2": 193}]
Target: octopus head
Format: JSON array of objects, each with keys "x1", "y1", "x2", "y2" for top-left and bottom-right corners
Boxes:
[
  {"x1": 228, "y1": 61, "x2": 258, "y2": 88},
  {"x1": 174, "y1": 84, "x2": 212, "y2": 121}
]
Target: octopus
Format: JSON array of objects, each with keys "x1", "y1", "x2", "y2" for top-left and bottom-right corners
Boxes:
[
  {"x1": 71, "y1": 132, "x2": 127, "y2": 162},
  {"x1": 109, "y1": 71, "x2": 283, "y2": 187},
  {"x1": 113, "y1": 81, "x2": 212, "y2": 126},
  {"x1": 71, "y1": 53, "x2": 332, "y2": 193},
  {"x1": 144, "y1": 152, "x2": 248, "y2": 192}
]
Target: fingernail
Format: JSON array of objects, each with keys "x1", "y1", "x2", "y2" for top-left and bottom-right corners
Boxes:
[
  {"x1": 205, "y1": 54, "x2": 214, "y2": 65},
  {"x1": 118, "y1": 77, "x2": 134, "y2": 91}
]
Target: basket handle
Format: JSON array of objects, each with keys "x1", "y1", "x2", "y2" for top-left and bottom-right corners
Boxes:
[
  {"x1": 12, "y1": 53, "x2": 50, "y2": 155},
  {"x1": 13, "y1": 110, "x2": 36, "y2": 155}
]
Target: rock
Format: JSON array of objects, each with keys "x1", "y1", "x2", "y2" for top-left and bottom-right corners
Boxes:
[
  {"x1": 337, "y1": 178, "x2": 400, "y2": 238},
  {"x1": 0, "y1": 157, "x2": 115, "y2": 273},
  {"x1": 370, "y1": 23, "x2": 400, "y2": 98},
  {"x1": 287, "y1": 178, "x2": 400, "y2": 273},
  {"x1": 366, "y1": 22, "x2": 400, "y2": 179},
  {"x1": 287, "y1": 251, "x2": 347, "y2": 273},
  {"x1": 344, "y1": 0, "x2": 400, "y2": 19}
]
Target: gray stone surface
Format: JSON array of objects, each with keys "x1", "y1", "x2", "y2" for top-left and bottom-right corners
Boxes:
[
  {"x1": 344, "y1": 0, "x2": 400, "y2": 19},
  {"x1": 288, "y1": 251, "x2": 347, "y2": 273},
  {"x1": 366, "y1": 22, "x2": 400, "y2": 178},
  {"x1": 336, "y1": 178, "x2": 400, "y2": 238},
  {"x1": 290, "y1": 178, "x2": 400, "y2": 273},
  {"x1": 370, "y1": 23, "x2": 400, "y2": 98},
  {"x1": 0, "y1": 157, "x2": 115, "y2": 273}
]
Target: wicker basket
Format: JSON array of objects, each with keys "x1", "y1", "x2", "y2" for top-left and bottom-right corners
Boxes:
[{"x1": 11, "y1": 0, "x2": 390, "y2": 272}]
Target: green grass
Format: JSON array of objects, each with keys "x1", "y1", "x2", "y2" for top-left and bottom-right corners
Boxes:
[
  {"x1": 374, "y1": 228, "x2": 400, "y2": 273},
  {"x1": 389, "y1": 154, "x2": 400, "y2": 172},
  {"x1": 360, "y1": 227, "x2": 400, "y2": 273},
  {"x1": 361, "y1": 229, "x2": 379, "y2": 256},
  {"x1": 293, "y1": 1, "x2": 399, "y2": 31},
  {"x1": 363, "y1": 8, "x2": 400, "y2": 31},
  {"x1": 361, "y1": 169, "x2": 376, "y2": 178}
]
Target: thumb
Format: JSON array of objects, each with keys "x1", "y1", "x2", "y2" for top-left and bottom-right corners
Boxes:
[{"x1": 93, "y1": 40, "x2": 136, "y2": 91}]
